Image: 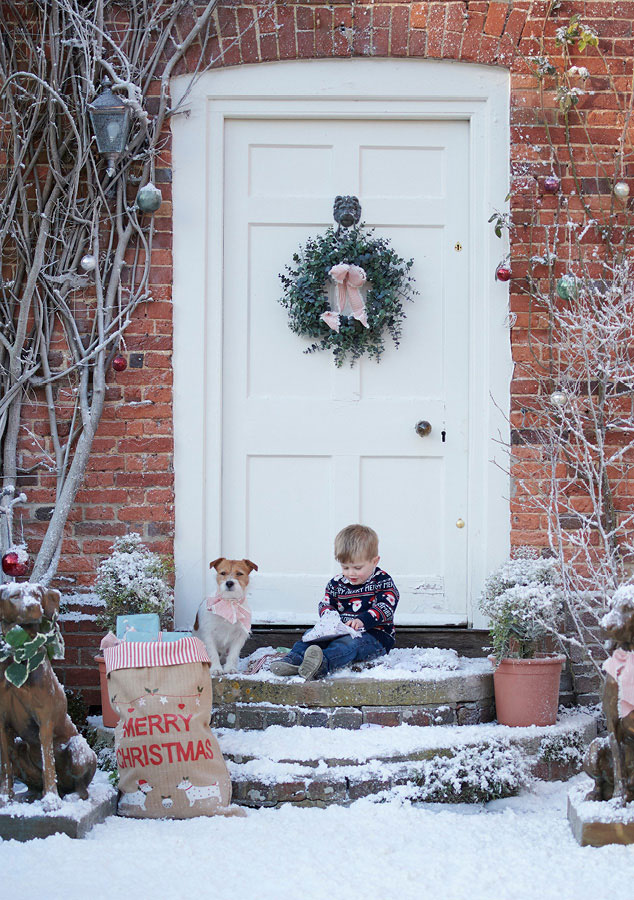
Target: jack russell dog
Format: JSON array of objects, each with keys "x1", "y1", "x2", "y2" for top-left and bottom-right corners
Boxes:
[{"x1": 193, "y1": 558, "x2": 258, "y2": 675}]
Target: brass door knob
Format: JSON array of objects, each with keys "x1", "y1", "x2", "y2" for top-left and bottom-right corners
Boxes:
[
  {"x1": 456, "y1": 518, "x2": 465, "y2": 528},
  {"x1": 415, "y1": 420, "x2": 432, "y2": 437}
]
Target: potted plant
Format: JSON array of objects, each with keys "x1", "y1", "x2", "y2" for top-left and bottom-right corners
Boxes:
[
  {"x1": 94, "y1": 533, "x2": 174, "y2": 726},
  {"x1": 479, "y1": 549, "x2": 565, "y2": 727}
]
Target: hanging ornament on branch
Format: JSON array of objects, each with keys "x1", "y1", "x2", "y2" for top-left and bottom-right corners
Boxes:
[
  {"x1": 136, "y1": 182, "x2": 163, "y2": 214},
  {"x1": 614, "y1": 181, "x2": 630, "y2": 201},
  {"x1": 556, "y1": 274, "x2": 578, "y2": 301},
  {"x1": 279, "y1": 197, "x2": 416, "y2": 367},
  {"x1": 2, "y1": 545, "x2": 29, "y2": 578},
  {"x1": 543, "y1": 175, "x2": 561, "y2": 194}
]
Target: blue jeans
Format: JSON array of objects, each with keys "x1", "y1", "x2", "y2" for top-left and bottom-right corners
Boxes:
[{"x1": 286, "y1": 632, "x2": 386, "y2": 677}]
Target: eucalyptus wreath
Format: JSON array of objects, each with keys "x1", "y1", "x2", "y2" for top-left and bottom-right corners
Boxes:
[{"x1": 279, "y1": 225, "x2": 416, "y2": 366}]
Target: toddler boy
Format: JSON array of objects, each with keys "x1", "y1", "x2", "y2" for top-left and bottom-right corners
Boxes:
[{"x1": 270, "y1": 524, "x2": 399, "y2": 680}]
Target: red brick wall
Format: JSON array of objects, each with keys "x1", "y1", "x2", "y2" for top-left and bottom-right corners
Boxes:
[{"x1": 13, "y1": 1, "x2": 631, "y2": 705}]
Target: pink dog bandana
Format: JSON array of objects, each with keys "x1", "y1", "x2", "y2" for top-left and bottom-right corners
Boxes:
[
  {"x1": 206, "y1": 596, "x2": 252, "y2": 634},
  {"x1": 321, "y1": 263, "x2": 369, "y2": 333},
  {"x1": 604, "y1": 649, "x2": 634, "y2": 717}
]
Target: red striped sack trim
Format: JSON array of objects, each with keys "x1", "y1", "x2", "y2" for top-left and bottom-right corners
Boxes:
[{"x1": 103, "y1": 636, "x2": 211, "y2": 673}]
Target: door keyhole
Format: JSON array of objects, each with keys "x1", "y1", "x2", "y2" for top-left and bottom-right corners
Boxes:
[{"x1": 441, "y1": 430, "x2": 446, "y2": 443}]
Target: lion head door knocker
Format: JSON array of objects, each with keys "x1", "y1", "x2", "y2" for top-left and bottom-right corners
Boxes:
[{"x1": 333, "y1": 195, "x2": 362, "y2": 232}]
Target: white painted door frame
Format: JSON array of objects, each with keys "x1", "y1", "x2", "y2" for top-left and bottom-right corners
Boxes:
[{"x1": 171, "y1": 58, "x2": 511, "y2": 630}]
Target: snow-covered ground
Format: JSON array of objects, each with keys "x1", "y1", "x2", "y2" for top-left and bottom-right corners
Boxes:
[{"x1": 2, "y1": 774, "x2": 634, "y2": 900}]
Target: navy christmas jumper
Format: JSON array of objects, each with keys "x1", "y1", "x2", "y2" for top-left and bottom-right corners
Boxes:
[{"x1": 318, "y1": 567, "x2": 399, "y2": 651}]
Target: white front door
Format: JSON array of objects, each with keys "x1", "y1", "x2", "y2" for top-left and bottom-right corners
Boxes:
[
  {"x1": 171, "y1": 59, "x2": 512, "y2": 631},
  {"x1": 222, "y1": 117, "x2": 470, "y2": 624}
]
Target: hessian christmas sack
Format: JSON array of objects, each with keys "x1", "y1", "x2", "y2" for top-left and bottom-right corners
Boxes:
[{"x1": 104, "y1": 636, "x2": 232, "y2": 818}]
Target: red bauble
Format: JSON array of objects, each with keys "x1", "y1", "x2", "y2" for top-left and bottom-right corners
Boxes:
[
  {"x1": 543, "y1": 176, "x2": 560, "y2": 194},
  {"x1": 112, "y1": 355, "x2": 127, "y2": 372},
  {"x1": 2, "y1": 552, "x2": 28, "y2": 577},
  {"x1": 496, "y1": 266, "x2": 512, "y2": 282}
]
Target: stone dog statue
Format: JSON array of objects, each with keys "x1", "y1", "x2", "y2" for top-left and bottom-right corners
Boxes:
[
  {"x1": 0, "y1": 583, "x2": 97, "y2": 809},
  {"x1": 584, "y1": 589, "x2": 634, "y2": 803}
]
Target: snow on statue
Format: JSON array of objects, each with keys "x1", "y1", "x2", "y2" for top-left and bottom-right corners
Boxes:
[{"x1": 0, "y1": 583, "x2": 97, "y2": 809}]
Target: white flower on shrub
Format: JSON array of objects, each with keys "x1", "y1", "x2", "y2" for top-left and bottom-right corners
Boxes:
[
  {"x1": 479, "y1": 548, "x2": 562, "y2": 660},
  {"x1": 95, "y1": 533, "x2": 173, "y2": 633}
]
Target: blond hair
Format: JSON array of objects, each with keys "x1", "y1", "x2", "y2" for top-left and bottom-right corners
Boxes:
[{"x1": 334, "y1": 524, "x2": 379, "y2": 563}]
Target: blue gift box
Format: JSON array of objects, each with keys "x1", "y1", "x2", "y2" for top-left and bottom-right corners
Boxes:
[
  {"x1": 116, "y1": 613, "x2": 160, "y2": 641},
  {"x1": 160, "y1": 631, "x2": 191, "y2": 642}
]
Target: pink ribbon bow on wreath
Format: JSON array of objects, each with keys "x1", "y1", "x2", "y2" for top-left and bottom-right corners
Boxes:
[{"x1": 321, "y1": 263, "x2": 369, "y2": 333}]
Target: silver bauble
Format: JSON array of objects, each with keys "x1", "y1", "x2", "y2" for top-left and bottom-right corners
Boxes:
[
  {"x1": 550, "y1": 390, "x2": 568, "y2": 408},
  {"x1": 614, "y1": 181, "x2": 630, "y2": 200}
]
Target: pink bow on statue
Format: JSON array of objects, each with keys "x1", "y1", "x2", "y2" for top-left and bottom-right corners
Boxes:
[
  {"x1": 321, "y1": 263, "x2": 369, "y2": 333},
  {"x1": 604, "y1": 649, "x2": 634, "y2": 717}
]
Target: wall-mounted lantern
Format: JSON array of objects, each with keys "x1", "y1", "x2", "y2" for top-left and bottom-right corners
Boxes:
[{"x1": 88, "y1": 77, "x2": 130, "y2": 178}]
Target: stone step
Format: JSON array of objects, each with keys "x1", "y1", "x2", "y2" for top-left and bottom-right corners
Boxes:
[
  {"x1": 211, "y1": 699, "x2": 491, "y2": 730},
  {"x1": 212, "y1": 649, "x2": 495, "y2": 729},
  {"x1": 220, "y1": 710, "x2": 596, "y2": 768},
  {"x1": 222, "y1": 711, "x2": 597, "y2": 808},
  {"x1": 88, "y1": 710, "x2": 598, "y2": 809}
]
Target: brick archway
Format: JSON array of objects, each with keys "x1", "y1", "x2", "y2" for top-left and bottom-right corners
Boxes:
[{"x1": 207, "y1": 2, "x2": 530, "y2": 70}]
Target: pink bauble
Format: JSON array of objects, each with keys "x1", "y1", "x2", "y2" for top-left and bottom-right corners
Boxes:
[{"x1": 543, "y1": 176, "x2": 560, "y2": 194}]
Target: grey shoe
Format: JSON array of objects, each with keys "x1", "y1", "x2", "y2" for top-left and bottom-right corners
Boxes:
[
  {"x1": 269, "y1": 658, "x2": 301, "y2": 676},
  {"x1": 298, "y1": 645, "x2": 324, "y2": 681}
]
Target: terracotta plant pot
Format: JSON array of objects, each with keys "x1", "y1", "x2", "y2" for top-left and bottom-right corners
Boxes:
[
  {"x1": 491, "y1": 655, "x2": 565, "y2": 727},
  {"x1": 95, "y1": 655, "x2": 119, "y2": 728}
]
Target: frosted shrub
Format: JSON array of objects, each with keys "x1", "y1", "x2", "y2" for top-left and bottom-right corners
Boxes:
[
  {"x1": 537, "y1": 731, "x2": 585, "y2": 768},
  {"x1": 85, "y1": 724, "x2": 119, "y2": 786},
  {"x1": 480, "y1": 548, "x2": 562, "y2": 661},
  {"x1": 409, "y1": 741, "x2": 529, "y2": 804},
  {"x1": 95, "y1": 533, "x2": 173, "y2": 633}
]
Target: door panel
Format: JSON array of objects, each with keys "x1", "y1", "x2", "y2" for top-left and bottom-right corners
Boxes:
[{"x1": 222, "y1": 117, "x2": 470, "y2": 624}]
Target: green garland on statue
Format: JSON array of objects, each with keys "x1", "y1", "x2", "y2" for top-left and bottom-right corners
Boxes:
[
  {"x1": 0, "y1": 615, "x2": 64, "y2": 688},
  {"x1": 279, "y1": 219, "x2": 416, "y2": 367}
]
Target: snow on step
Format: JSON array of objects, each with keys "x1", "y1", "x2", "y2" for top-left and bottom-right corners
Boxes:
[
  {"x1": 219, "y1": 711, "x2": 596, "y2": 769},
  {"x1": 212, "y1": 647, "x2": 495, "y2": 725},
  {"x1": 233, "y1": 647, "x2": 491, "y2": 684},
  {"x1": 224, "y1": 712, "x2": 598, "y2": 808}
]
